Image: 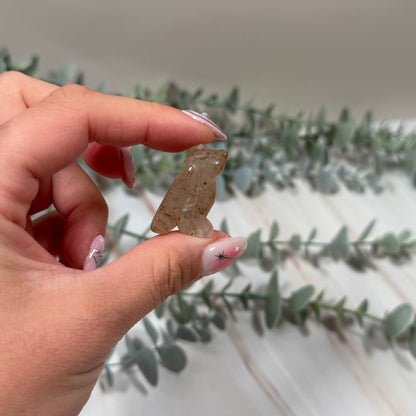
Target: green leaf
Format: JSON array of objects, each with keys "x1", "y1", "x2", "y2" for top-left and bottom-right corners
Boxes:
[
  {"x1": 409, "y1": 326, "x2": 416, "y2": 359},
  {"x1": 216, "y1": 175, "x2": 226, "y2": 200},
  {"x1": 112, "y1": 214, "x2": 129, "y2": 245},
  {"x1": 155, "y1": 301, "x2": 166, "y2": 319},
  {"x1": 200, "y1": 281, "x2": 213, "y2": 308},
  {"x1": 316, "y1": 169, "x2": 336, "y2": 194},
  {"x1": 354, "y1": 298, "x2": 369, "y2": 327},
  {"x1": 269, "y1": 221, "x2": 279, "y2": 241},
  {"x1": 233, "y1": 166, "x2": 253, "y2": 193},
  {"x1": 246, "y1": 229, "x2": 262, "y2": 258},
  {"x1": 373, "y1": 151, "x2": 382, "y2": 175},
  {"x1": 193, "y1": 325, "x2": 211, "y2": 343},
  {"x1": 380, "y1": 232, "x2": 400, "y2": 254},
  {"x1": 225, "y1": 87, "x2": 239, "y2": 112},
  {"x1": 289, "y1": 285, "x2": 315, "y2": 312},
  {"x1": 331, "y1": 226, "x2": 350, "y2": 259},
  {"x1": 156, "y1": 343, "x2": 187, "y2": 372},
  {"x1": 357, "y1": 298, "x2": 369, "y2": 314},
  {"x1": 57, "y1": 62, "x2": 77, "y2": 85},
  {"x1": 15, "y1": 55, "x2": 39, "y2": 75},
  {"x1": 220, "y1": 218, "x2": 230, "y2": 234},
  {"x1": 166, "y1": 319, "x2": 176, "y2": 340},
  {"x1": 157, "y1": 153, "x2": 173, "y2": 172},
  {"x1": 336, "y1": 120, "x2": 355, "y2": 148},
  {"x1": 210, "y1": 311, "x2": 226, "y2": 330},
  {"x1": 143, "y1": 317, "x2": 159, "y2": 344},
  {"x1": 125, "y1": 336, "x2": 158, "y2": 386},
  {"x1": 307, "y1": 228, "x2": 317, "y2": 242},
  {"x1": 176, "y1": 325, "x2": 198, "y2": 342},
  {"x1": 0, "y1": 58, "x2": 7, "y2": 74},
  {"x1": 358, "y1": 219, "x2": 376, "y2": 241},
  {"x1": 270, "y1": 245, "x2": 281, "y2": 264},
  {"x1": 238, "y1": 284, "x2": 252, "y2": 309},
  {"x1": 169, "y1": 293, "x2": 192, "y2": 324},
  {"x1": 383, "y1": 303, "x2": 413, "y2": 339},
  {"x1": 398, "y1": 229, "x2": 412, "y2": 242},
  {"x1": 289, "y1": 234, "x2": 301, "y2": 251},
  {"x1": 264, "y1": 271, "x2": 281, "y2": 329},
  {"x1": 315, "y1": 106, "x2": 326, "y2": 130},
  {"x1": 103, "y1": 364, "x2": 114, "y2": 387},
  {"x1": 96, "y1": 81, "x2": 108, "y2": 93}
]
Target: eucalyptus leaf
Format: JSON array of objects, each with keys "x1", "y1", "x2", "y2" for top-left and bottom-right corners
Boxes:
[
  {"x1": 289, "y1": 234, "x2": 301, "y2": 251},
  {"x1": 316, "y1": 169, "x2": 336, "y2": 194},
  {"x1": 331, "y1": 226, "x2": 350, "y2": 259},
  {"x1": 225, "y1": 87, "x2": 239, "y2": 112},
  {"x1": 112, "y1": 214, "x2": 129, "y2": 245},
  {"x1": 335, "y1": 120, "x2": 355, "y2": 148},
  {"x1": 265, "y1": 271, "x2": 281, "y2": 329},
  {"x1": 289, "y1": 285, "x2": 315, "y2": 312},
  {"x1": 193, "y1": 325, "x2": 212, "y2": 343},
  {"x1": 211, "y1": 311, "x2": 226, "y2": 330},
  {"x1": 379, "y1": 232, "x2": 400, "y2": 254},
  {"x1": 103, "y1": 364, "x2": 114, "y2": 387},
  {"x1": 57, "y1": 62, "x2": 77, "y2": 85},
  {"x1": 134, "y1": 347, "x2": 158, "y2": 386},
  {"x1": 383, "y1": 303, "x2": 413, "y2": 339},
  {"x1": 220, "y1": 218, "x2": 230, "y2": 234},
  {"x1": 155, "y1": 301, "x2": 166, "y2": 319},
  {"x1": 358, "y1": 219, "x2": 376, "y2": 241},
  {"x1": 0, "y1": 59, "x2": 7, "y2": 74},
  {"x1": 269, "y1": 221, "x2": 279, "y2": 241},
  {"x1": 246, "y1": 229, "x2": 262, "y2": 258},
  {"x1": 409, "y1": 326, "x2": 416, "y2": 359},
  {"x1": 143, "y1": 317, "x2": 159, "y2": 344},
  {"x1": 216, "y1": 175, "x2": 226, "y2": 200},
  {"x1": 176, "y1": 325, "x2": 199, "y2": 342},
  {"x1": 125, "y1": 336, "x2": 158, "y2": 386},
  {"x1": 233, "y1": 166, "x2": 254, "y2": 193},
  {"x1": 156, "y1": 344, "x2": 187, "y2": 372}
]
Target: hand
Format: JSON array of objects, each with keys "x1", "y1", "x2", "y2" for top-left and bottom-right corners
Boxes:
[{"x1": 0, "y1": 72, "x2": 246, "y2": 415}]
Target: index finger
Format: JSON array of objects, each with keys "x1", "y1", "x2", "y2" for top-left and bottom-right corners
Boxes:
[{"x1": 0, "y1": 84, "x2": 222, "y2": 228}]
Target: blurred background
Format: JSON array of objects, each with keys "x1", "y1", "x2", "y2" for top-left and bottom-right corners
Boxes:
[{"x1": 1, "y1": 0, "x2": 416, "y2": 119}]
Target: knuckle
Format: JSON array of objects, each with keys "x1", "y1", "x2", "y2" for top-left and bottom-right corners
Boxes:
[
  {"x1": 151, "y1": 248, "x2": 196, "y2": 303},
  {"x1": 53, "y1": 83, "x2": 92, "y2": 100}
]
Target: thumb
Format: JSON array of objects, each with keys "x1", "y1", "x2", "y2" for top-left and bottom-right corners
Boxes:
[{"x1": 86, "y1": 231, "x2": 247, "y2": 332}]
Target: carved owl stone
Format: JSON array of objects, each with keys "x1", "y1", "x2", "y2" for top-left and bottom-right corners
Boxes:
[{"x1": 151, "y1": 144, "x2": 228, "y2": 237}]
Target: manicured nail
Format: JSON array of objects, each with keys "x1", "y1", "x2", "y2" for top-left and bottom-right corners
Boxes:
[
  {"x1": 120, "y1": 146, "x2": 136, "y2": 188},
  {"x1": 83, "y1": 234, "x2": 105, "y2": 271},
  {"x1": 182, "y1": 110, "x2": 227, "y2": 141},
  {"x1": 201, "y1": 237, "x2": 247, "y2": 276}
]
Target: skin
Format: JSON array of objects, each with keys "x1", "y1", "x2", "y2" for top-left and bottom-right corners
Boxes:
[{"x1": 0, "y1": 72, "x2": 228, "y2": 415}]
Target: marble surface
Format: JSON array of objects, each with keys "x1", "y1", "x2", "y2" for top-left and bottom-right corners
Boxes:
[{"x1": 79, "y1": 166, "x2": 416, "y2": 416}]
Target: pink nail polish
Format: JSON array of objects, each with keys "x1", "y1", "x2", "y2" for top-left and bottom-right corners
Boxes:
[
  {"x1": 182, "y1": 110, "x2": 227, "y2": 141},
  {"x1": 201, "y1": 237, "x2": 247, "y2": 276},
  {"x1": 83, "y1": 234, "x2": 105, "y2": 271},
  {"x1": 120, "y1": 146, "x2": 136, "y2": 188}
]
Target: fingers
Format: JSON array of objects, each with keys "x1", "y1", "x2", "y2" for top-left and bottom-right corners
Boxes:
[
  {"x1": 0, "y1": 71, "x2": 58, "y2": 123},
  {"x1": 82, "y1": 232, "x2": 247, "y2": 334},
  {"x1": 51, "y1": 163, "x2": 108, "y2": 268},
  {"x1": 81, "y1": 143, "x2": 135, "y2": 188},
  {"x1": 0, "y1": 84, "x2": 220, "y2": 227}
]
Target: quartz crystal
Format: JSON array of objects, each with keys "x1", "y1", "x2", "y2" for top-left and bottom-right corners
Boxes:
[{"x1": 151, "y1": 144, "x2": 228, "y2": 237}]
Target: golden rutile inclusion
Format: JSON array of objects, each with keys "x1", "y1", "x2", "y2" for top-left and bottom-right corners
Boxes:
[{"x1": 151, "y1": 144, "x2": 228, "y2": 237}]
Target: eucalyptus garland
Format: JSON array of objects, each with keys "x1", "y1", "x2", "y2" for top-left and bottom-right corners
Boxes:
[{"x1": 2, "y1": 47, "x2": 416, "y2": 389}]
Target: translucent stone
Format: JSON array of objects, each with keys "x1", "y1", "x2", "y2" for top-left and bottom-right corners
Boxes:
[{"x1": 151, "y1": 144, "x2": 228, "y2": 237}]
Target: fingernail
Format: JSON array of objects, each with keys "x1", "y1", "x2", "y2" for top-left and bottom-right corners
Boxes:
[
  {"x1": 182, "y1": 110, "x2": 227, "y2": 141},
  {"x1": 120, "y1": 146, "x2": 136, "y2": 188},
  {"x1": 201, "y1": 237, "x2": 247, "y2": 276},
  {"x1": 83, "y1": 234, "x2": 105, "y2": 271}
]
